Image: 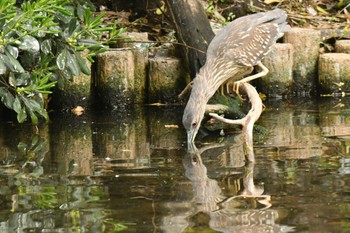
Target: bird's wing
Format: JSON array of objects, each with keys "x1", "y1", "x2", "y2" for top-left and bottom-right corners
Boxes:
[
  {"x1": 207, "y1": 9, "x2": 289, "y2": 62},
  {"x1": 224, "y1": 22, "x2": 282, "y2": 67}
]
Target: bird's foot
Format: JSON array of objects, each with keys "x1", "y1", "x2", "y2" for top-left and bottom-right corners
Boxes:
[
  {"x1": 219, "y1": 79, "x2": 241, "y2": 98},
  {"x1": 234, "y1": 81, "x2": 245, "y2": 100}
]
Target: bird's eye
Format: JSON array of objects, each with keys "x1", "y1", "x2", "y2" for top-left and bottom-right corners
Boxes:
[{"x1": 192, "y1": 122, "x2": 197, "y2": 127}]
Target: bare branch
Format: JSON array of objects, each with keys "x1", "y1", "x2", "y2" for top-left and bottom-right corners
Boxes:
[{"x1": 209, "y1": 83, "x2": 263, "y2": 162}]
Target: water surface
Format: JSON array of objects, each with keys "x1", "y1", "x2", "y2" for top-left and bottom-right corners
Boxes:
[{"x1": 1, "y1": 98, "x2": 350, "y2": 232}]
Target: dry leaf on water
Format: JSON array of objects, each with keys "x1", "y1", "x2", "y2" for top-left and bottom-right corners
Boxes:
[{"x1": 72, "y1": 106, "x2": 85, "y2": 116}]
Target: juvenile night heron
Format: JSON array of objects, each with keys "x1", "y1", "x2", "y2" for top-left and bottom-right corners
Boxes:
[{"x1": 183, "y1": 9, "x2": 291, "y2": 144}]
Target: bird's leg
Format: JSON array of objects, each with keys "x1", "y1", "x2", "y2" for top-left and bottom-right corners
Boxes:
[
  {"x1": 220, "y1": 79, "x2": 234, "y2": 96},
  {"x1": 220, "y1": 83, "x2": 226, "y2": 96},
  {"x1": 221, "y1": 66, "x2": 254, "y2": 97},
  {"x1": 234, "y1": 62, "x2": 269, "y2": 97}
]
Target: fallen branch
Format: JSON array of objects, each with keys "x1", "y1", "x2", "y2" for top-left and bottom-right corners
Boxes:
[{"x1": 209, "y1": 83, "x2": 263, "y2": 162}]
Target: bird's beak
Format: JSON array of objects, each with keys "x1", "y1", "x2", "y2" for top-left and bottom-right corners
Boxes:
[
  {"x1": 187, "y1": 128, "x2": 198, "y2": 150},
  {"x1": 187, "y1": 129, "x2": 195, "y2": 144},
  {"x1": 187, "y1": 140, "x2": 196, "y2": 152}
]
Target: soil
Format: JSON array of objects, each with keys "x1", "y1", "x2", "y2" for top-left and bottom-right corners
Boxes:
[{"x1": 92, "y1": 0, "x2": 350, "y2": 41}]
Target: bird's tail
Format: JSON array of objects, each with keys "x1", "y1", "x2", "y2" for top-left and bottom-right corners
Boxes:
[
  {"x1": 263, "y1": 9, "x2": 291, "y2": 36},
  {"x1": 264, "y1": 8, "x2": 288, "y2": 24}
]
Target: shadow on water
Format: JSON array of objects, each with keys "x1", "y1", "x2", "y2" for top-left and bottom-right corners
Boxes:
[{"x1": 2, "y1": 98, "x2": 350, "y2": 232}]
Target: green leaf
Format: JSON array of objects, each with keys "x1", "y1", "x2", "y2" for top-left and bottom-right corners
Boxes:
[
  {"x1": 20, "y1": 96, "x2": 44, "y2": 124},
  {"x1": 3, "y1": 50, "x2": 25, "y2": 73},
  {"x1": 29, "y1": 110, "x2": 38, "y2": 125},
  {"x1": 37, "y1": 107, "x2": 49, "y2": 121},
  {"x1": 0, "y1": 87, "x2": 6, "y2": 96},
  {"x1": 0, "y1": 60, "x2": 6, "y2": 75},
  {"x1": 13, "y1": 96, "x2": 21, "y2": 113},
  {"x1": 55, "y1": 5, "x2": 74, "y2": 24},
  {"x1": 19, "y1": 35, "x2": 40, "y2": 53},
  {"x1": 53, "y1": 6, "x2": 73, "y2": 16},
  {"x1": 76, "y1": 4, "x2": 86, "y2": 21},
  {"x1": 75, "y1": 52, "x2": 90, "y2": 75},
  {"x1": 61, "y1": 66, "x2": 73, "y2": 81},
  {"x1": 28, "y1": 98, "x2": 42, "y2": 112},
  {"x1": 38, "y1": 73, "x2": 50, "y2": 86},
  {"x1": 90, "y1": 12, "x2": 105, "y2": 28},
  {"x1": 1, "y1": 91, "x2": 15, "y2": 109},
  {"x1": 56, "y1": 49, "x2": 67, "y2": 70},
  {"x1": 48, "y1": 25, "x2": 61, "y2": 34},
  {"x1": 6, "y1": 45, "x2": 18, "y2": 59},
  {"x1": 19, "y1": 51, "x2": 38, "y2": 69},
  {"x1": 41, "y1": 40, "x2": 52, "y2": 55},
  {"x1": 66, "y1": 51, "x2": 80, "y2": 76},
  {"x1": 8, "y1": 72, "x2": 16, "y2": 87},
  {"x1": 94, "y1": 27, "x2": 113, "y2": 31},
  {"x1": 17, "y1": 72, "x2": 30, "y2": 86},
  {"x1": 17, "y1": 108, "x2": 27, "y2": 123},
  {"x1": 68, "y1": 18, "x2": 80, "y2": 36},
  {"x1": 83, "y1": 8, "x2": 93, "y2": 25}
]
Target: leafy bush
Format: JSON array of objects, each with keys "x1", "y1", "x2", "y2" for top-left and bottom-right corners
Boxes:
[{"x1": 0, "y1": 0, "x2": 124, "y2": 123}]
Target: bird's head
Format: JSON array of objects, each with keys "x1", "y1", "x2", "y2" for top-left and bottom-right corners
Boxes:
[{"x1": 182, "y1": 95, "x2": 206, "y2": 144}]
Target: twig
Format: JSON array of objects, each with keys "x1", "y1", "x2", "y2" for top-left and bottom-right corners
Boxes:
[
  {"x1": 288, "y1": 13, "x2": 342, "y2": 22},
  {"x1": 178, "y1": 81, "x2": 193, "y2": 99},
  {"x1": 121, "y1": 40, "x2": 206, "y2": 54}
]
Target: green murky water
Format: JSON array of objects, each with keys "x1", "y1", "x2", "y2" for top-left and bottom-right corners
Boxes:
[{"x1": 1, "y1": 98, "x2": 350, "y2": 232}]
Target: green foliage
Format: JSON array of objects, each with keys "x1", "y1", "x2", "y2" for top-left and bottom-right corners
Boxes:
[
  {"x1": 206, "y1": 0, "x2": 234, "y2": 24},
  {"x1": 0, "y1": 0, "x2": 125, "y2": 124},
  {"x1": 208, "y1": 92, "x2": 243, "y2": 117}
]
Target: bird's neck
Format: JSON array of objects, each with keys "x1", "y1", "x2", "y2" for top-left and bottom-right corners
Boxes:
[
  {"x1": 193, "y1": 59, "x2": 233, "y2": 100},
  {"x1": 191, "y1": 74, "x2": 213, "y2": 103}
]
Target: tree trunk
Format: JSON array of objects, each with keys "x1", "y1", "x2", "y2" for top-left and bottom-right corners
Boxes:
[{"x1": 165, "y1": 0, "x2": 215, "y2": 78}]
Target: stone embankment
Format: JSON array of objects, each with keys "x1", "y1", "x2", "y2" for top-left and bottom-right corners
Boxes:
[
  {"x1": 260, "y1": 27, "x2": 350, "y2": 98},
  {"x1": 52, "y1": 28, "x2": 350, "y2": 110}
]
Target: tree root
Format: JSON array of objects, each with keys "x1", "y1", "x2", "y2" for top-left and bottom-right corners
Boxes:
[{"x1": 209, "y1": 83, "x2": 263, "y2": 162}]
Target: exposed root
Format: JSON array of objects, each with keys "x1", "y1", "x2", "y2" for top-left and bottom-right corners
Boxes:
[{"x1": 209, "y1": 83, "x2": 263, "y2": 162}]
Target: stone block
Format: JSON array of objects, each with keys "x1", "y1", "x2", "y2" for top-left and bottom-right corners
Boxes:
[
  {"x1": 117, "y1": 32, "x2": 150, "y2": 50},
  {"x1": 148, "y1": 57, "x2": 190, "y2": 103},
  {"x1": 335, "y1": 40, "x2": 350, "y2": 53},
  {"x1": 319, "y1": 53, "x2": 350, "y2": 94},
  {"x1": 50, "y1": 116, "x2": 93, "y2": 176},
  {"x1": 95, "y1": 48, "x2": 148, "y2": 108},
  {"x1": 92, "y1": 109, "x2": 150, "y2": 169},
  {"x1": 258, "y1": 43, "x2": 294, "y2": 98},
  {"x1": 284, "y1": 28, "x2": 321, "y2": 96}
]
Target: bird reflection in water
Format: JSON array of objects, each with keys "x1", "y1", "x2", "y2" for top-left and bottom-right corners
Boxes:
[
  {"x1": 183, "y1": 143, "x2": 294, "y2": 232},
  {"x1": 185, "y1": 143, "x2": 271, "y2": 211}
]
